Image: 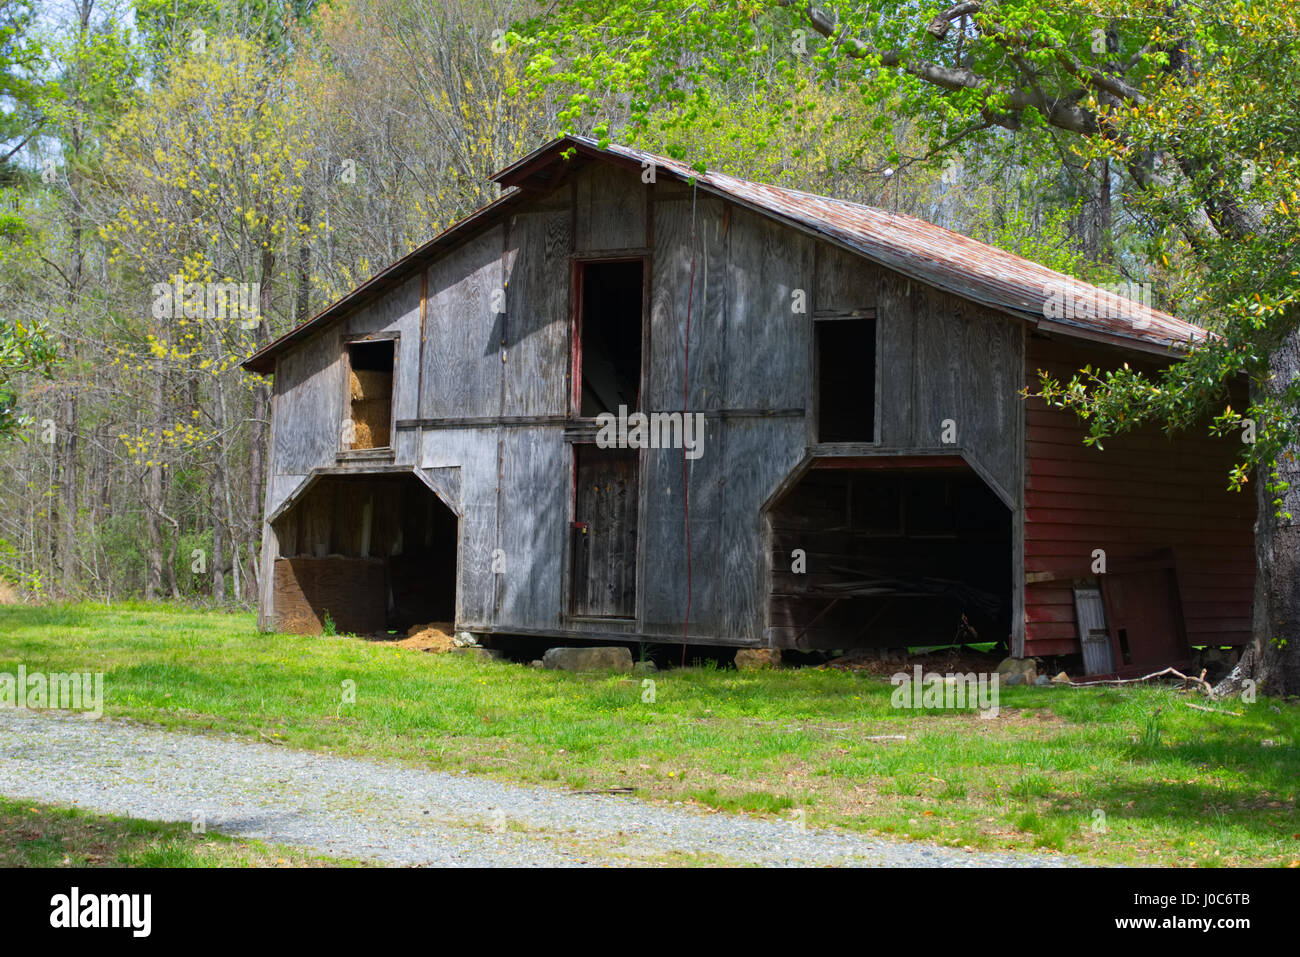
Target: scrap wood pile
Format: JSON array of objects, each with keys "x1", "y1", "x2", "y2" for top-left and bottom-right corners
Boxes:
[
  {"x1": 820, "y1": 563, "x2": 1002, "y2": 617},
  {"x1": 825, "y1": 644, "x2": 1002, "y2": 676}
]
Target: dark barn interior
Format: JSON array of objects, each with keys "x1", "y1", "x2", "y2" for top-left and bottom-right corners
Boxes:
[
  {"x1": 271, "y1": 473, "x2": 457, "y2": 635},
  {"x1": 768, "y1": 463, "x2": 1012, "y2": 650},
  {"x1": 815, "y1": 315, "x2": 877, "y2": 443},
  {"x1": 578, "y1": 259, "x2": 644, "y2": 416}
]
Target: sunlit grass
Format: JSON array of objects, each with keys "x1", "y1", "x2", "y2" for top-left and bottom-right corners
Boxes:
[{"x1": 1, "y1": 601, "x2": 1297, "y2": 866}]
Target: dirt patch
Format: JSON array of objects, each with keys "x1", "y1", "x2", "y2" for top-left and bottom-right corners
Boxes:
[
  {"x1": 825, "y1": 646, "x2": 1003, "y2": 678},
  {"x1": 0, "y1": 581, "x2": 17, "y2": 604},
  {"x1": 368, "y1": 622, "x2": 456, "y2": 653}
]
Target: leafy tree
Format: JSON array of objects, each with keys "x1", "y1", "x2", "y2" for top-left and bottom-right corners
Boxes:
[
  {"x1": 0, "y1": 0, "x2": 55, "y2": 437},
  {"x1": 520, "y1": 0, "x2": 1300, "y2": 695},
  {"x1": 97, "y1": 33, "x2": 319, "y2": 599},
  {"x1": 134, "y1": 0, "x2": 321, "y2": 67},
  {"x1": 0, "y1": 0, "x2": 45, "y2": 179}
]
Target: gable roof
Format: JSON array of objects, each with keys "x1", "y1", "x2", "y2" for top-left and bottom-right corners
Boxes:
[{"x1": 243, "y1": 135, "x2": 1205, "y2": 374}]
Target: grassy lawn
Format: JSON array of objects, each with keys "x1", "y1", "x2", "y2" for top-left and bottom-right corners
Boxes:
[
  {"x1": 0, "y1": 601, "x2": 1297, "y2": 866},
  {"x1": 0, "y1": 796, "x2": 359, "y2": 867}
]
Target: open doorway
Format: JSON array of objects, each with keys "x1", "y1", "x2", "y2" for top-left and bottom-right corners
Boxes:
[
  {"x1": 815, "y1": 314, "x2": 877, "y2": 443},
  {"x1": 767, "y1": 462, "x2": 1011, "y2": 650},
  {"x1": 271, "y1": 472, "x2": 457, "y2": 634},
  {"x1": 344, "y1": 339, "x2": 395, "y2": 450},
  {"x1": 576, "y1": 259, "x2": 643, "y2": 417}
]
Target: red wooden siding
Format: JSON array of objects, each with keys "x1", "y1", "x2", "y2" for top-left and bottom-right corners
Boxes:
[{"x1": 1023, "y1": 335, "x2": 1255, "y2": 657}]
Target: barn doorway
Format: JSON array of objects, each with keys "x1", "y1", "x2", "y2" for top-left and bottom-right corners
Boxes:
[
  {"x1": 270, "y1": 471, "x2": 457, "y2": 635},
  {"x1": 767, "y1": 461, "x2": 1012, "y2": 651},
  {"x1": 575, "y1": 259, "x2": 644, "y2": 416}
]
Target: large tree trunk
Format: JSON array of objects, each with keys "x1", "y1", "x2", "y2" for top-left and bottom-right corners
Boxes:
[{"x1": 1219, "y1": 327, "x2": 1300, "y2": 697}]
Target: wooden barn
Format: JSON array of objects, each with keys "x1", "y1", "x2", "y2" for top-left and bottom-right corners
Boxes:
[{"x1": 242, "y1": 136, "x2": 1255, "y2": 674}]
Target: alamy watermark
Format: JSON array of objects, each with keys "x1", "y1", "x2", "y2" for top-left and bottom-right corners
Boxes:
[
  {"x1": 151, "y1": 274, "x2": 260, "y2": 328},
  {"x1": 890, "y1": 665, "x2": 999, "y2": 718},
  {"x1": 1042, "y1": 279, "x2": 1153, "y2": 326},
  {"x1": 50, "y1": 887, "x2": 150, "y2": 937},
  {"x1": 595, "y1": 404, "x2": 706, "y2": 460},
  {"x1": 0, "y1": 665, "x2": 104, "y2": 718}
]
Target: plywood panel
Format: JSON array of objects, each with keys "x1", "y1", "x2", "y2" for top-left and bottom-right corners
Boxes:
[
  {"x1": 273, "y1": 331, "x2": 342, "y2": 474},
  {"x1": 722, "y1": 418, "x2": 806, "y2": 641},
  {"x1": 574, "y1": 163, "x2": 646, "y2": 252},
  {"x1": 420, "y1": 426, "x2": 499, "y2": 627},
  {"x1": 725, "y1": 208, "x2": 812, "y2": 409},
  {"x1": 421, "y1": 226, "x2": 504, "y2": 420},
  {"x1": 640, "y1": 436, "x2": 722, "y2": 635},
  {"x1": 504, "y1": 210, "x2": 570, "y2": 417},
  {"x1": 498, "y1": 428, "x2": 566, "y2": 627},
  {"x1": 648, "y1": 198, "x2": 726, "y2": 410},
  {"x1": 274, "y1": 556, "x2": 385, "y2": 635},
  {"x1": 876, "y1": 271, "x2": 916, "y2": 446}
]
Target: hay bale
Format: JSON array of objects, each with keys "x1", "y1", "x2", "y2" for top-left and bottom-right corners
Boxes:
[
  {"x1": 350, "y1": 397, "x2": 389, "y2": 448},
  {"x1": 350, "y1": 369, "x2": 391, "y2": 401}
]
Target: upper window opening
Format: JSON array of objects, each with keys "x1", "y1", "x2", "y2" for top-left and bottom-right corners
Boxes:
[
  {"x1": 346, "y1": 339, "x2": 394, "y2": 450},
  {"x1": 578, "y1": 260, "x2": 643, "y2": 417},
  {"x1": 816, "y1": 316, "x2": 876, "y2": 442}
]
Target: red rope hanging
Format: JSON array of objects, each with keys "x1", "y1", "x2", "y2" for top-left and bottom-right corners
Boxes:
[{"x1": 681, "y1": 182, "x2": 698, "y2": 668}]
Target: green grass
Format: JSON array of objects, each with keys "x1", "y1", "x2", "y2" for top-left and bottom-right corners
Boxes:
[
  {"x1": 1, "y1": 601, "x2": 1298, "y2": 866},
  {"x1": 0, "y1": 796, "x2": 361, "y2": 867}
]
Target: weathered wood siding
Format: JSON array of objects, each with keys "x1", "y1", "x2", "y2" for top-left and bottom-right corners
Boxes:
[
  {"x1": 260, "y1": 158, "x2": 1028, "y2": 646},
  {"x1": 1023, "y1": 335, "x2": 1255, "y2": 656},
  {"x1": 761, "y1": 242, "x2": 1025, "y2": 648},
  {"x1": 269, "y1": 274, "x2": 421, "y2": 508}
]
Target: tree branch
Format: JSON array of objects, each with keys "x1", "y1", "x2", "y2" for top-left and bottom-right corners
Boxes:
[
  {"x1": 778, "y1": 1, "x2": 1100, "y2": 134},
  {"x1": 926, "y1": 2, "x2": 982, "y2": 40}
]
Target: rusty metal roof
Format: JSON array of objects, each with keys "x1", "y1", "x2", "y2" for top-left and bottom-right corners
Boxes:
[
  {"x1": 245, "y1": 135, "x2": 1204, "y2": 374},
  {"x1": 548, "y1": 137, "x2": 1204, "y2": 354}
]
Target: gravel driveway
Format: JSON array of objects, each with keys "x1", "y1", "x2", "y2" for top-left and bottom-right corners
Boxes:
[{"x1": 0, "y1": 709, "x2": 1071, "y2": 867}]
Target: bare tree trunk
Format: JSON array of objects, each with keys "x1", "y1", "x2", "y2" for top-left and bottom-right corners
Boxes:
[
  {"x1": 144, "y1": 465, "x2": 163, "y2": 601},
  {"x1": 212, "y1": 458, "x2": 227, "y2": 601},
  {"x1": 57, "y1": 0, "x2": 93, "y2": 599},
  {"x1": 144, "y1": 368, "x2": 165, "y2": 600},
  {"x1": 164, "y1": 509, "x2": 181, "y2": 600},
  {"x1": 58, "y1": 391, "x2": 77, "y2": 595},
  {"x1": 245, "y1": 248, "x2": 276, "y2": 604},
  {"x1": 1097, "y1": 157, "x2": 1112, "y2": 265}
]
